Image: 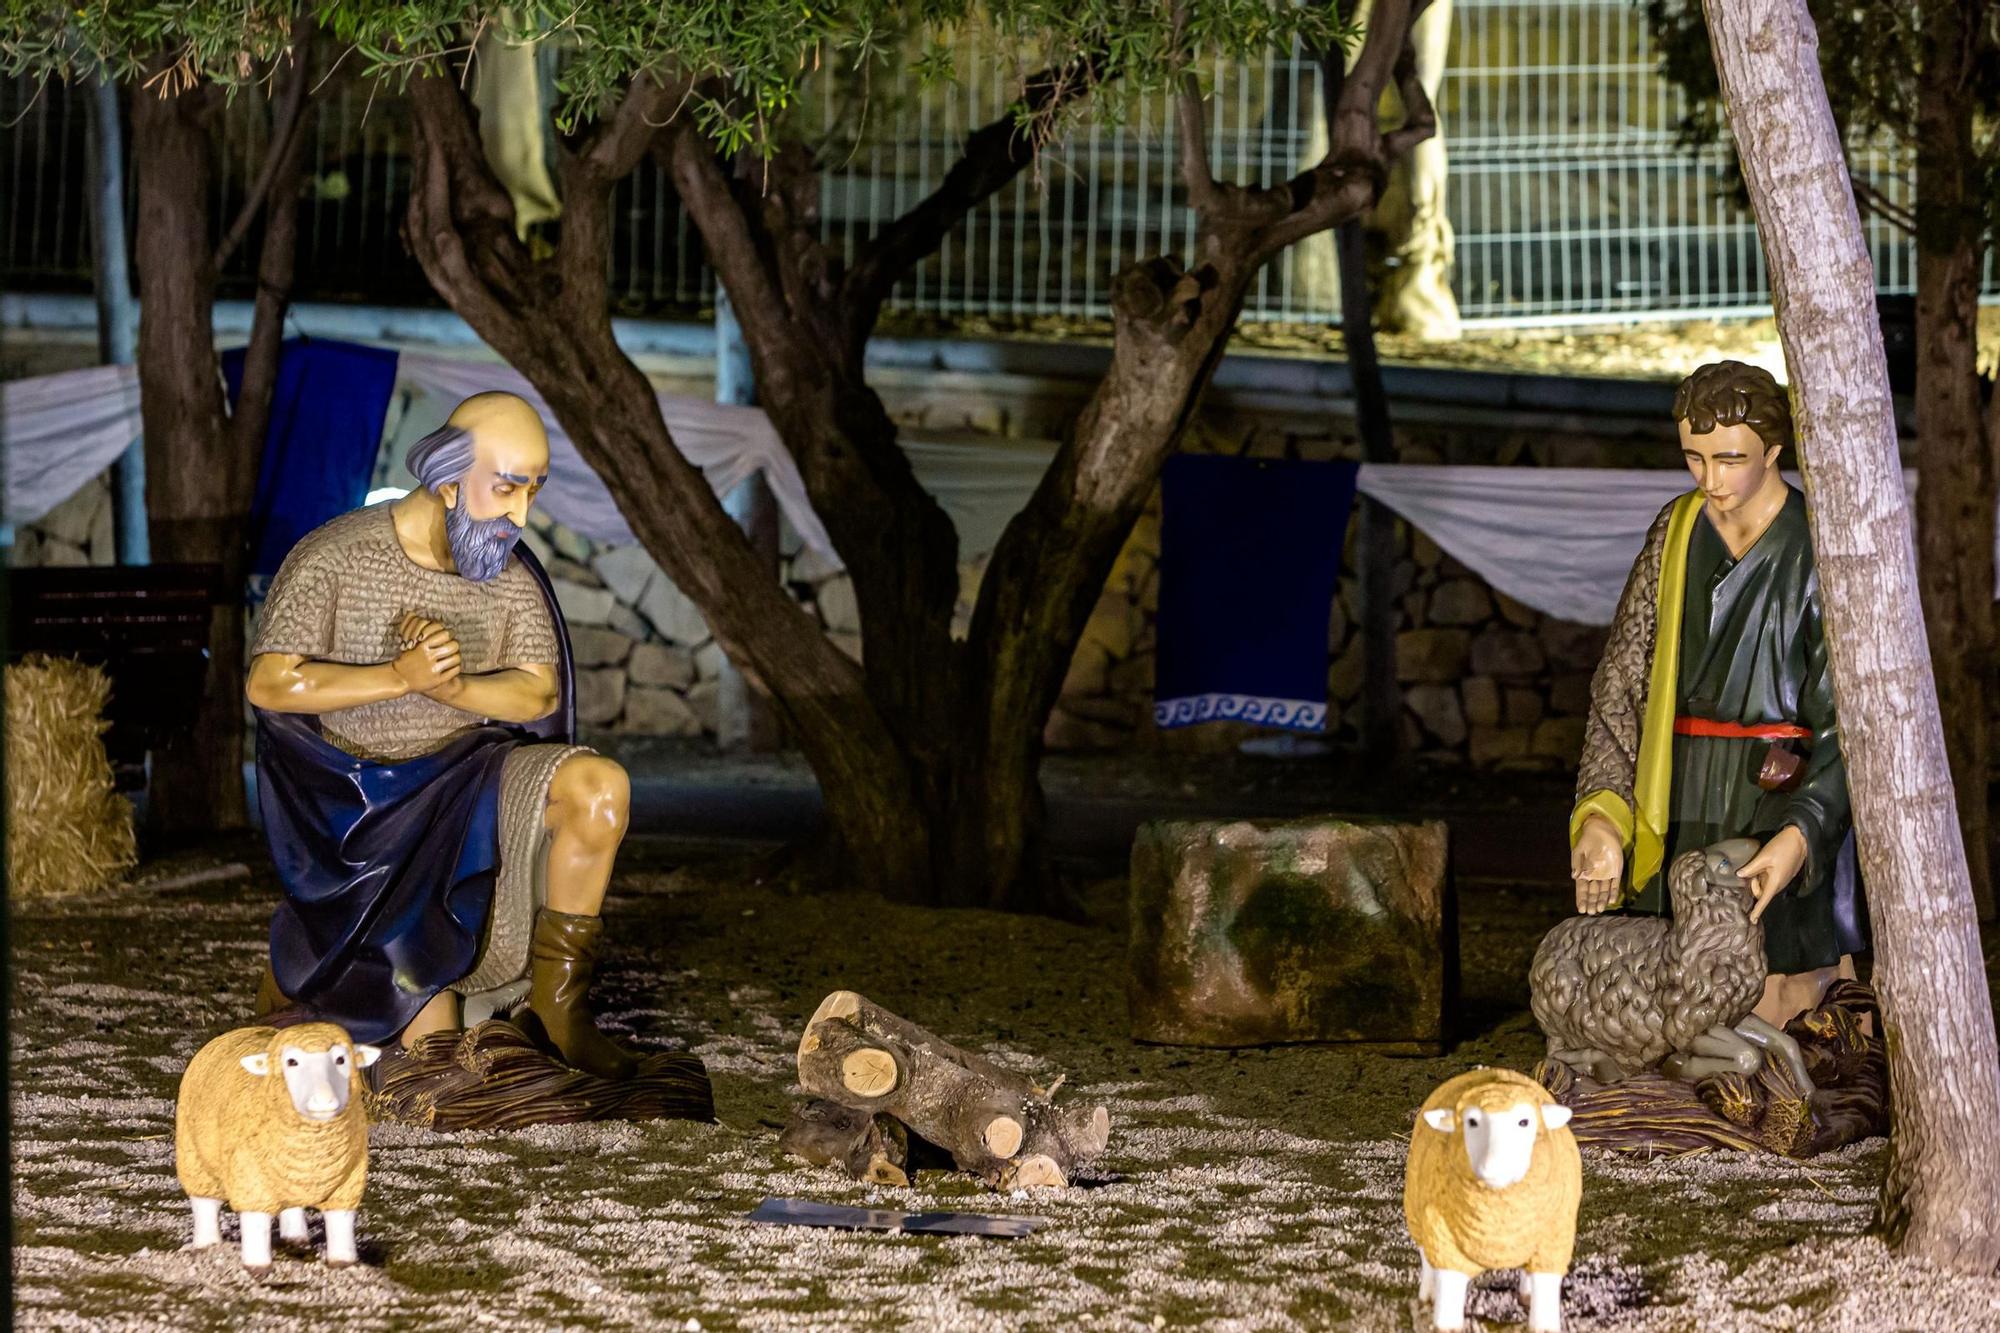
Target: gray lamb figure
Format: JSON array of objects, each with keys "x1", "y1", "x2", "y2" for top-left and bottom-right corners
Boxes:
[{"x1": 1530, "y1": 837, "x2": 1814, "y2": 1092}]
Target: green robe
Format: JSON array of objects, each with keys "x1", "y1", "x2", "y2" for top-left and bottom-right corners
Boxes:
[{"x1": 1572, "y1": 485, "x2": 1860, "y2": 975}]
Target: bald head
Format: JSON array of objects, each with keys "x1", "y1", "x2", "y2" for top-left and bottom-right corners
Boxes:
[{"x1": 447, "y1": 391, "x2": 550, "y2": 457}]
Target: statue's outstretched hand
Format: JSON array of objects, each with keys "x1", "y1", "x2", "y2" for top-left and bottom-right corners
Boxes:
[
  {"x1": 1572, "y1": 814, "x2": 1623, "y2": 915},
  {"x1": 393, "y1": 615, "x2": 461, "y2": 695},
  {"x1": 1738, "y1": 825, "x2": 1808, "y2": 924}
]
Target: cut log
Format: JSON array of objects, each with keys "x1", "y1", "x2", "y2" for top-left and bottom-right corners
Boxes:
[
  {"x1": 795, "y1": 991, "x2": 1110, "y2": 1189},
  {"x1": 803, "y1": 990, "x2": 1111, "y2": 1156},
  {"x1": 799, "y1": 1014, "x2": 1027, "y2": 1174},
  {"x1": 778, "y1": 1099, "x2": 909, "y2": 1187}
]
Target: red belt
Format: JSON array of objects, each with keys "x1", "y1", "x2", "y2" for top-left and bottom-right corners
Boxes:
[{"x1": 1673, "y1": 716, "x2": 1811, "y2": 740}]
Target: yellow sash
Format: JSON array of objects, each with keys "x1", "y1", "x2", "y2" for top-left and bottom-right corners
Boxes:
[{"x1": 1569, "y1": 490, "x2": 1704, "y2": 903}]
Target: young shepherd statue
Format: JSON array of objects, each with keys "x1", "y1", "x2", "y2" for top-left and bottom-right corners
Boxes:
[
  {"x1": 1532, "y1": 362, "x2": 1891, "y2": 1159},
  {"x1": 246, "y1": 392, "x2": 709, "y2": 1124},
  {"x1": 1567, "y1": 361, "x2": 1864, "y2": 1028}
]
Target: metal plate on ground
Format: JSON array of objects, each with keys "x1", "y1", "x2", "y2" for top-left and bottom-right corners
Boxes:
[{"x1": 747, "y1": 1197, "x2": 1045, "y2": 1238}]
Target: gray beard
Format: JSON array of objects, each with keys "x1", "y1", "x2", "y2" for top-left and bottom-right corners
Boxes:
[{"x1": 446, "y1": 502, "x2": 523, "y2": 583}]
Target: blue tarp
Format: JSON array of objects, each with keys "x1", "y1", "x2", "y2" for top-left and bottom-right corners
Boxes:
[
  {"x1": 1153, "y1": 455, "x2": 1360, "y2": 733},
  {"x1": 223, "y1": 338, "x2": 399, "y2": 591}
]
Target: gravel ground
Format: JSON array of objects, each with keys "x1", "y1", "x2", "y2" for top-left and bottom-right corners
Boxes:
[{"x1": 12, "y1": 841, "x2": 2000, "y2": 1332}]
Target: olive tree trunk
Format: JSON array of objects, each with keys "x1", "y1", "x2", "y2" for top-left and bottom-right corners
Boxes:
[
  {"x1": 1701, "y1": 0, "x2": 2000, "y2": 1274},
  {"x1": 129, "y1": 35, "x2": 310, "y2": 836}
]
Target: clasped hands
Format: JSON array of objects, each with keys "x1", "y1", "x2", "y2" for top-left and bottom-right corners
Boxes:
[
  {"x1": 392, "y1": 613, "x2": 464, "y2": 700},
  {"x1": 1571, "y1": 813, "x2": 1806, "y2": 922}
]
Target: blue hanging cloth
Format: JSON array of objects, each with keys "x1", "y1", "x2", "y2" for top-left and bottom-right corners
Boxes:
[
  {"x1": 223, "y1": 338, "x2": 400, "y2": 596},
  {"x1": 1153, "y1": 454, "x2": 1360, "y2": 732}
]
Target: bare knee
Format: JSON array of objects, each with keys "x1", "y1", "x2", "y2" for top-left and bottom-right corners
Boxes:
[{"x1": 549, "y1": 755, "x2": 630, "y2": 849}]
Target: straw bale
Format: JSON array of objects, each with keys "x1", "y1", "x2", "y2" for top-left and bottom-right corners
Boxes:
[{"x1": 6, "y1": 655, "x2": 137, "y2": 898}]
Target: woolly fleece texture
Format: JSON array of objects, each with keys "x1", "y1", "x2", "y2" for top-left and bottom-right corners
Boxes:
[
  {"x1": 1405, "y1": 1068, "x2": 1582, "y2": 1277},
  {"x1": 1530, "y1": 842, "x2": 1767, "y2": 1075},
  {"x1": 175, "y1": 1023, "x2": 370, "y2": 1217}
]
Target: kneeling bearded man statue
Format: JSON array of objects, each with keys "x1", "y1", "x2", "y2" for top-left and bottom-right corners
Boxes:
[{"x1": 248, "y1": 392, "x2": 644, "y2": 1084}]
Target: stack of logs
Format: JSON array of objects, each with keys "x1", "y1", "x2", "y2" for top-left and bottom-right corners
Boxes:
[{"x1": 781, "y1": 991, "x2": 1111, "y2": 1190}]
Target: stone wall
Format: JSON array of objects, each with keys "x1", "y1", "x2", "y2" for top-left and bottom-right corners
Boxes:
[
  {"x1": 5, "y1": 471, "x2": 118, "y2": 567},
  {"x1": 513, "y1": 507, "x2": 861, "y2": 739}
]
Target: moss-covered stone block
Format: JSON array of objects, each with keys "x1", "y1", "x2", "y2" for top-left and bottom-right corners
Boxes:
[{"x1": 1128, "y1": 818, "x2": 1454, "y2": 1049}]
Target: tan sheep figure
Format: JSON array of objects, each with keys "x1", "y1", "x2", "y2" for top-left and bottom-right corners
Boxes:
[
  {"x1": 1404, "y1": 1068, "x2": 1582, "y2": 1333},
  {"x1": 175, "y1": 1022, "x2": 379, "y2": 1269}
]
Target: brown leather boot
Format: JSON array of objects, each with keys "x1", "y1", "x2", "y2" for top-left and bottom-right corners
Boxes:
[{"x1": 516, "y1": 908, "x2": 638, "y2": 1080}]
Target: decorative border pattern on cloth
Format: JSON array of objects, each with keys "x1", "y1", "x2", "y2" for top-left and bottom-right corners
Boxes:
[{"x1": 1153, "y1": 694, "x2": 1327, "y2": 732}]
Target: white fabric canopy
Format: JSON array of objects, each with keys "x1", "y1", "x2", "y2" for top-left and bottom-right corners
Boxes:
[
  {"x1": 391, "y1": 352, "x2": 835, "y2": 556},
  {"x1": 1357, "y1": 464, "x2": 1687, "y2": 625},
  {"x1": 0, "y1": 351, "x2": 838, "y2": 558},
  {"x1": 0, "y1": 354, "x2": 1975, "y2": 628},
  {"x1": 1, "y1": 361, "x2": 142, "y2": 525},
  {"x1": 899, "y1": 435, "x2": 1060, "y2": 560},
  {"x1": 890, "y1": 449, "x2": 1936, "y2": 626},
  {"x1": 1354, "y1": 464, "x2": 1912, "y2": 625}
]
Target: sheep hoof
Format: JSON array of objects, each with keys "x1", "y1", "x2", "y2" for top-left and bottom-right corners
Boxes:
[{"x1": 326, "y1": 1257, "x2": 356, "y2": 1270}]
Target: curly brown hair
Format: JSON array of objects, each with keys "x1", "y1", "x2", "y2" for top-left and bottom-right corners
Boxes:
[{"x1": 1672, "y1": 360, "x2": 1794, "y2": 454}]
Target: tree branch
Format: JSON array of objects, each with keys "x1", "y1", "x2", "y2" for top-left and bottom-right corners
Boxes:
[
  {"x1": 572, "y1": 71, "x2": 690, "y2": 183},
  {"x1": 1175, "y1": 74, "x2": 1220, "y2": 214},
  {"x1": 211, "y1": 13, "x2": 314, "y2": 272},
  {"x1": 1379, "y1": 31, "x2": 1437, "y2": 161},
  {"x1": 1247, "y1": 0, "x2": 1434, "y2": 259},
  {"x1": 661, "y1": 108, "x2": 969, "y2": 757},
  {"x1": 845, "y1": 57, "x2": 1100, "y2": 322},
  {"x1": 657, "y1": 118, "x2": 791, "y2": 342},
  {"x1": 1330, "y1": 0, "x2": 1419, "y2": 156},
  {"x1": 738, "y1": 140, "x2": 841, "y2": 323},
  {"x1": 552, "y1": 74, "x2": 696, "y2": 306},
  {"x1": 405, "y1": 67, "x2": 536, "y2": 331}
]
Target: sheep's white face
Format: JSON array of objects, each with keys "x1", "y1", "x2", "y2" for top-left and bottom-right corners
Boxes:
[
  {"x1": 240, "y1": 1043, "x2": 382, "y2": 1121},
  {"x1": 1424, "y1": 1100, "x2": 1572, "y2": 1189}
]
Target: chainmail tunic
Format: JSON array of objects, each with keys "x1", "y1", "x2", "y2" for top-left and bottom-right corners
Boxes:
[
  {"x1": 253, "y1": 502, "x2": 585, "y2": 1004},
  {"x1": 252, "y1": 503, "x2": 561, "y2": 761}
]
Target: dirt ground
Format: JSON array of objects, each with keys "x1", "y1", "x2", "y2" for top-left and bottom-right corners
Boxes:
[{"x1": 13, "y1": 824, "x2": 2000, "y2": 1333}]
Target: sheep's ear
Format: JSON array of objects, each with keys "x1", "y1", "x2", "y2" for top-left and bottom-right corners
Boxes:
[
  {"x1": 355, "y1": 1044, "x2": 383, "y2": 1068},
  {"x1": 1422, "y1": 1108, "x2": 1455, "y2": 1133},
  {"x1": 1541, "y1": 1104, "x2": 1573, "y2": 1131},
  {"x1": 240, "y1": 1053, "x2": 271, "y2": 1076}
]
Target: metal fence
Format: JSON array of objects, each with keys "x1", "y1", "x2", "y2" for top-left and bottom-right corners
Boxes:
[{"x1": 4, "y1": 1, "x2": 1993, "y2": 327}]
